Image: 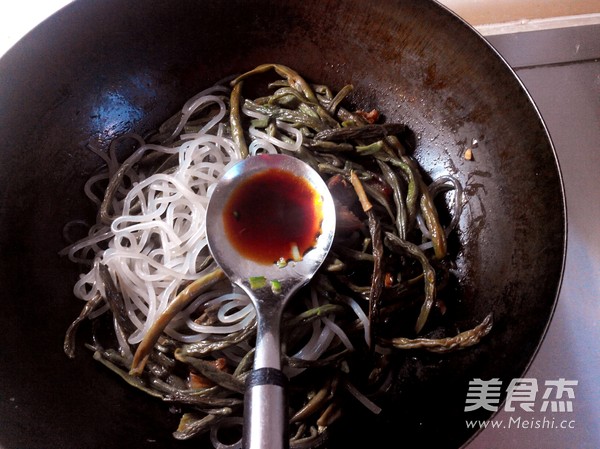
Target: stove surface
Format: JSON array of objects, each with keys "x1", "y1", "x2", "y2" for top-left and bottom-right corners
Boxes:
[{"x1": 466, "y1": 24, "x2": 600, "y2": 449}]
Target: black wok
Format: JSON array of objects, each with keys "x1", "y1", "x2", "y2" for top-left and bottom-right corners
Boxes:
[{"x1": 0, "y1": 1, "x2": 566, "y2": 448}]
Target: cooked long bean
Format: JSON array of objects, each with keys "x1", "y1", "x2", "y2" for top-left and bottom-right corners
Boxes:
[{"x1": 64, "y1": 64, "x2": 491, "y2": 448}]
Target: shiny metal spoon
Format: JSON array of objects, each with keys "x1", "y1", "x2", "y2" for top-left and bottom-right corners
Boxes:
[{"x1": 206, "y1": 154, "x2": 336, "y2": 449}]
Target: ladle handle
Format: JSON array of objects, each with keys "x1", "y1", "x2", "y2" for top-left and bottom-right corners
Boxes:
[
  {"x1": 241, "y1": 287, "x2": 290, "y2": 449},
  {"x1": 243, "y1": 368, "x2": 288, "y2": 449}
]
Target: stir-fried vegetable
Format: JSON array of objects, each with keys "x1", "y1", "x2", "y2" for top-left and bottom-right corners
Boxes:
[{"x1": 62, "y1": 64, "x2": 492, "y2": 448}]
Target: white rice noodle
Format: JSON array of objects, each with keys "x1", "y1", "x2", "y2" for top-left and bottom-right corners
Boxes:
[
  {"x1": 169, "y1": 290, "x2": 255, "y2": 338},
  {"x1": 249, "y1": 139, "x2": 278, "y2": 155},
  {"x1": 84, "y1": 172, "x2": 109, "y2": 206},
  {"x1": 288, "y1": 287, "x2": 360, "y2": 369},
  {"x1": 337, "y1": 294, "x2": 370, "y2": 348},
  {"x1": 162, "y1": 327, "x2": 209, "y2": 344},
  {"x1": 290, "y1": 289, "x2": 336, "y2": 363},
  {"x1": 248, "y1": 122, "x2": 302, "y2": 152},
  {"x1": 292, "y1": 321, "x2": 335, "y2": 363},
  {"x1": 276, "y1": 120, "x2": 303, "y2": 149},
  {"x1": 218, "y1": 345, "x2": 251, "y2": 364},
  {"x1": 169, "y1": 86, "x2": 230, "y2": 140},
  {"x1": 65, "y1": 89, "x2": 245, "y2": 346},
  {"x1": 62, "y1": 229, "x2": 113, "y2": 264},
  {"x1": 186, "y1": 309, "x2": 255, "y2": 335},
  {"x1": 343, "y1": 380, "x2": 382, "y2": 415},
  {"x1": 217, "y1": 301, "x2": 254, "y2": 324},
  {"x1": 107, "y1": 134, "x2": 146, "y2": 172},
  {"x1": 241, "y1": 105, "x2": 267, "y2": 121},
  {"x1": 322, "y1": 316, "x2": 354, "y2": 352},
  {"x1": 416, "y1": 212, "x2": 432, "y2": 240},
  {"x1": 65, "y1": 86, "x2": 329, "y2": 356},
  {"x1": 241, "y1": 104, "x2": 302, "y2": 155},
  {"x1": 178, "y1": 288, "x2": 234, "y2": 318},
  {"x1": 419, "y1": 240, "x2": 434, "y2": 251}
]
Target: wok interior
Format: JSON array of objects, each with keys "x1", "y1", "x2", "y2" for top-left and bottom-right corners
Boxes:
[{"x1": 0, "y1": 0, "x2": 565, "y2": 448}]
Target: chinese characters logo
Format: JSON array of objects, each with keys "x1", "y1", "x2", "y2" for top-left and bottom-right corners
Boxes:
[{"x1": 464, "y1": 378, "x2": 578, "y2": 413}]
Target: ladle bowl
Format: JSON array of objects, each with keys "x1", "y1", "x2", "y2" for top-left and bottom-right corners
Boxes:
[{"x1": 206, "y1": 154, "x2": 336, "y2": 449}]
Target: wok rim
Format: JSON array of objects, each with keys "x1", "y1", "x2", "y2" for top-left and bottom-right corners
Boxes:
[{"x1": 0, "y1": 0, "x2": 568, "y2": 447}]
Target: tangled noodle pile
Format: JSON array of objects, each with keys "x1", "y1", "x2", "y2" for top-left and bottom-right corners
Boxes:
[{"x1": 62, "y1": 64, "x2": 492, "y2": 448}]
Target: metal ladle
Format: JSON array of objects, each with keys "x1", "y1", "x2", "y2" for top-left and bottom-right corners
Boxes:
[{"x1": 206, "y1": 154, "x2": 336, "y2": 449}]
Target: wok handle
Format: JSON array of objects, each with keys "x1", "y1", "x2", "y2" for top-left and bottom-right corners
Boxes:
[{"x1": 243, "y1": 368, "x2": 288, "y2": 449}]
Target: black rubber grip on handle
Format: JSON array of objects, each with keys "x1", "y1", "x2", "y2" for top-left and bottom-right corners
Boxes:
[{"x1": 245, "y1": 367, "x2": 288, "y2": 388}]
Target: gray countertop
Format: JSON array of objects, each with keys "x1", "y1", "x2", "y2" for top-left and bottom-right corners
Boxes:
[{"x1": 466, "y1": 24, "x2": 600, "y2": 449}]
